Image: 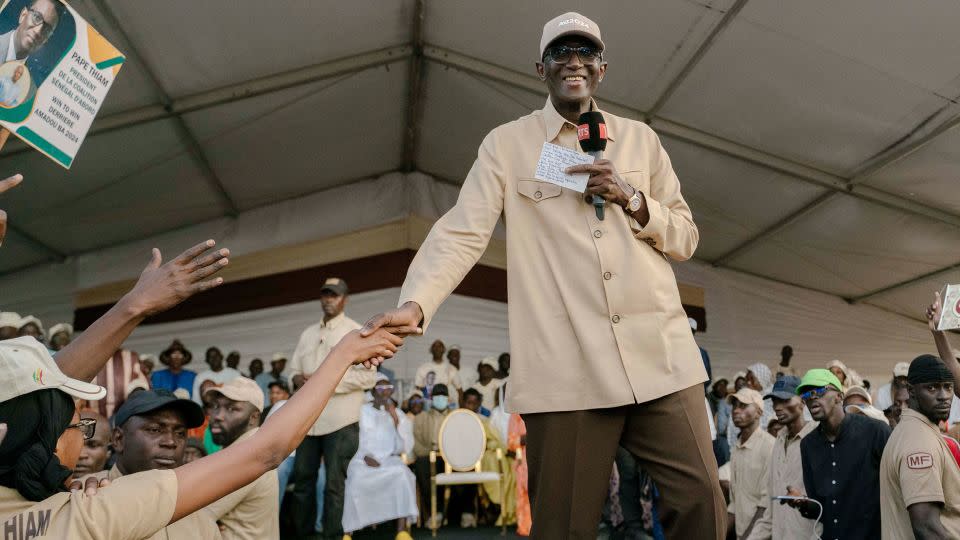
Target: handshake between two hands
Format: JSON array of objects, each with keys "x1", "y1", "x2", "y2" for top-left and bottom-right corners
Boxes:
[{"x1": 335, "y1": 302, "x2": 425, "y2": 369}]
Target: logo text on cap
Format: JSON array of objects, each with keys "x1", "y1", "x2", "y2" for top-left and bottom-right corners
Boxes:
[{"x1": 558, "y1": 18, "x2": 590, "y2": 29}]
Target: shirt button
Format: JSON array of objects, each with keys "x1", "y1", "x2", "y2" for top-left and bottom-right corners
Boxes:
[
  {"x1": 830, "y1": 444, "x2": 834, "y2": 448},
  {"x1": 612, "y1": 315, "x2": 621, "y2": 324},
  {"x1": 603, "y1": 272, "x2": 612, "y2": 280},
  {"x1": 833, "y1": 519, "x2": 838, "y2": 524},
  {"x1": 832, "y1": 462, "x2": 836, "y2": 466},
  {"x1": 832, "y1": 480, "x2": 836, "y2": 485},
  {"x1": 534, "y1": 191, "x2": 542, "y2": 199},
  {"x1": 594, "y1": 230, "x2": 602, "y2": 238}
]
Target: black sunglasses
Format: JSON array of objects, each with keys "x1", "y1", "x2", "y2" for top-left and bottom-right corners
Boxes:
[{"x1": 543, "y1": 45, "x2": 602, "y2": 64}]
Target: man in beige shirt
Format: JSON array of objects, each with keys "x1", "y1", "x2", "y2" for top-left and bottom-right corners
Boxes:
[
  {"x1": 288, "y1": 277, "x2": 377, "y2": 538},
  {"x1": 747, "y1": 376, "x2": 819, "y2": 540},
  {"x1": 99, "y1": 389, "x2": 222, "y2": 539},
  {"x1": 727, "y1": 387, "x2": 775, "y2": 539},
  {"x1": 361, "y1": 11, "x2": 722, "y2": 538},
  {"x1": 880, "y1": 355, "x2": 960, "y2": 539},
  {"x1": 204, "y1": 378, "x2": 279, "y2": 539}
]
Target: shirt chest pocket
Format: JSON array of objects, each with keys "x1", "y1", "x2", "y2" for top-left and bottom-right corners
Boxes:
[
  {"x1": 517, "y1": 179, "x2": 562, "y2": 203},
  {"x1": 621, "y1": 169, "x2": 650, "y2": 196}
]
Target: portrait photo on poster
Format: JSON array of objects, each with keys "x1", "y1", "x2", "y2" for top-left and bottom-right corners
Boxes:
[{"x1": 0, "y1": 0, "x2": 75, "y2": 122}]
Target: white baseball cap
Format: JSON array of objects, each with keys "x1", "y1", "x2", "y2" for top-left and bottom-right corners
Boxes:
[
  {"x1": 480, "y1": 356, "x2": 499, "y2": 370},
  {"x1": 539, "y1": 12, "x2": 605, "y2": 60},
  {"x1": 0, "y1": 336, "x2": 106, "y2": 402},
  {"x1": 205, "y1": 376, "x2": 264, "y2": 412},
  {"x1": 0, "y1": 312, "x2": 20, "y2": 329}
]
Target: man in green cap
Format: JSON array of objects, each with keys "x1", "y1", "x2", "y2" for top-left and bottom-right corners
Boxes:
[{"x1": 784, "y1": 369, "x2": 890, "y2": 540}]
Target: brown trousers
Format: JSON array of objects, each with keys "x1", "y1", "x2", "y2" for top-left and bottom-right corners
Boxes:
[{"x1": 522, "y1": 384, "x2": 726, "y2": 540}]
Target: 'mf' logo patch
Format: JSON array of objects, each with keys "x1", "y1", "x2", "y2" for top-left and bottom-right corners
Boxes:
[{"x1": 907, "y1": 452, "x2": 933, "y2": 469}]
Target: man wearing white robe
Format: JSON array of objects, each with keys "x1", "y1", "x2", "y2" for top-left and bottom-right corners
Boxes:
[{"x1": 342, "y1": 375, "x2": 418, "y2": 539}]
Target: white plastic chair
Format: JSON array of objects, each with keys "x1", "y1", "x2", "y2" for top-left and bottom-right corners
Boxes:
[{"x1": 429, "y1": 409, "x2": 505, "y2": 536}]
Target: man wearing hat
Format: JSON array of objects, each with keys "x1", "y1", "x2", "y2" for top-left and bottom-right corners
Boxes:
[
  {"x1": 94, "y1": 389, "x2": 220, "y2": 539},
  {"x1": 203, "y1": 377, "x2": 279, "y2": 539},
  {"x1": 255, "y1": 352, "x2": 288, "y2": 402},
  {"x1": 875, "y1": 361, "x2": 910, "y2": 411},
  {"x1": 471, "y1": 356, "x2": 503, "y2": 409},
  {"x1": 361, "y1": 10, "x2": 719, "y2": 537},
  {"x1": 46, "y1": 323, "x2": 73, "y2": 352},
  {"x1": 843, "y1": 385, "x2": 888, "y2": 423},
  {"x1": 746, "y1": 376, "x2": 817, "y2": 540},
  {"x1": 726, "y1": 386, "x2": 775, "y2": 539},
  {"x1": 151, "y1": 339, "x2": 197, "y2": 397},
  {"x1": 880, "y1": 354, "x2": 960, "y2": 538},
  {"x1": 16, "y1": 315, "x2": 44, "y2": 342},
  {"x1": 0, "y1": 311, "x2": 20, "y2": 339},
  {"x1": 289, "y1": 277, "x2": 377, "y2": 539},
  {"x1": 786, "y1": 369, "x2": 890, "y2": 540}
]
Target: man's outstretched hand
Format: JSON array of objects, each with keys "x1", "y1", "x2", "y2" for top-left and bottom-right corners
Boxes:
[
  {"x1": 122, "y1": 240, "x2": 230, "y2": 318},
  {"x1": 359, "y1": 301, "x2": 424, "y2": 368},
  {"x1": 0, "y1": 173, "x2": 23, "y2": 247}
]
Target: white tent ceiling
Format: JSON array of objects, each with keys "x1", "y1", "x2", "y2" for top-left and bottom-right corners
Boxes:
[{"x1": 3, "y1": 0, "x2": 960, "y2": 324}]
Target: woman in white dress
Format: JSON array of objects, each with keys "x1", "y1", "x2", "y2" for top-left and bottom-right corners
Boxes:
[{"x1": 342, "y1": 374, "x2": 418, "y2": 539}]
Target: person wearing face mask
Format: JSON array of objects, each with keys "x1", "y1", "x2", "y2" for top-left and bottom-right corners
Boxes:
[
  {"x1": 343, "y1": 374, "x2": 417, "y2": 540},
  {"x1": 412, "y1": 383, "x2": 451, "y2": 528}
]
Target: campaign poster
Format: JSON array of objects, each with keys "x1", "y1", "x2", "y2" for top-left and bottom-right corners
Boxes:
[{"x1": 0, "y1": 0, "x2": 123, "y2": 168}]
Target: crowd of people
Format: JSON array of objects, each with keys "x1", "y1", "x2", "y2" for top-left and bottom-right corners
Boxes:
[
  {"x1": 0, "y1": 274, "x2": 528, "y2": 539},
  {"x1": 9, "y1": 278, "x2": 960, "y2": 540}
]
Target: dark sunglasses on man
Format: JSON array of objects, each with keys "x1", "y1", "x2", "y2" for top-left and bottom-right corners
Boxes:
[
  {"x1": 543, "y1": 45, "x2": 602, "y2": 64},
  {"x1": 799, "y1": 386, "x2": 830, "y2": 401}
]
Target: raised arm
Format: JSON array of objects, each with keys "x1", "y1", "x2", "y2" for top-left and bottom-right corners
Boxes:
[
  {"x1": 56, "y1": 240, "x2": 230, "y2": 382},
  {"x1": 926, "y1": 291, "x2": 960, "y2": 384},
  {"x1": 169, "y1": 327, "x2": 417, "y2": 523},
  {"x1": 361, "y1": 131, "x2": 506, "y2": 346}
]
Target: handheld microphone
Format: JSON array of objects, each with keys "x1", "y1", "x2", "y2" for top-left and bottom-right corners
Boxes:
[{"x1": 577, "y1": 111, "x2": 607, "y2": 221}]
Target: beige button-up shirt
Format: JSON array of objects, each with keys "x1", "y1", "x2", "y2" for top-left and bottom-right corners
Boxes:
[
  {"x1": 205, "y1": 428, "x2": 279, "y2": 540},
  {"x1": 399, "y1": 99, "x2": 704, "y2": 414},
  {"x1": 289, "y1": 312, "x2": 376, "y2": 435},
  {"x1": 729, "y1": 426, "x2": 776, "y2": 537},
  {"x1": 746, "y1": 421, "x2": 819, "y2": 540},
  {"x1": 881, "y1": 409, "x2": 960, "y2": 539}
]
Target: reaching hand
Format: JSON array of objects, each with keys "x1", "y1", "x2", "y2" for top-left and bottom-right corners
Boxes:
[
  {"x1": 332, "y1": 329, "x2": 414, "y2": 366},
  {"x1": 927, "y1": 291, "x2": 943, "y2": 332},
  {"x1": 363, "y1": 455, "x2": 381, "y2": 468},
  {"x1": 0, "y1": 173, "x2": 23, "y2": 247},
  {"x1": 122, "y1": 240, "x2": 230, "y2": 318},
  {"x1": 783, "y1": 486, "x2": 805, "y2": 508},
  {"x1": 359, "y1": 302, "x2": 424, "y2": 368}
]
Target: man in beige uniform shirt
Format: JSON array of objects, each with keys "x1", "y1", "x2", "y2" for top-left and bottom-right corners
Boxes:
[
  {"x1": 727, "y1": 388, "x2": 775, "y2": 539},
  {"x1": 880, "y1": 355, "x2": 960, "y2": 539},
  {"x1": 362, "y1": 11, "x2": 723, "y2": 538},
  {"x1": 288, "y1": 277, "x2": 377, "y2": 538},
  {"x1": 746, "y1": 376, "x2": 819, "y2": 540},
  {"x1": 204, "y1": 378, "x2": 279, "y2": 539},
  {"x1": 98, "y1": 389, "x2": 222, "y2": 539}
]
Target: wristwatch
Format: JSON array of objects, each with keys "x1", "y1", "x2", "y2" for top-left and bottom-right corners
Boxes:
[{"x1": 626, "y1": 186, "x2": 643, "y2": 212}]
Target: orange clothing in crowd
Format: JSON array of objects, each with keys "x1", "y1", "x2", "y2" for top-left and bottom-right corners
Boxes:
[{"x1": 508, "y1": 413, "x2": 530, "y2": 536}]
